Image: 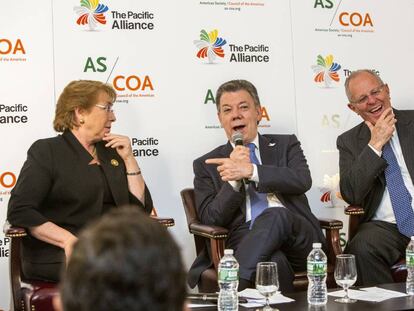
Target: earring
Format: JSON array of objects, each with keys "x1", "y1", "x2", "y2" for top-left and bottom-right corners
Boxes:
[{"x1": 80, "y1": 119, "x2": 85, "y2": 124}]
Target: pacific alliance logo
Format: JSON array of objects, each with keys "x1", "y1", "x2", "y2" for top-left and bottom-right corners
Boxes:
[
  {"x1": 194, "y1": 29, "x2": 227, "y2": 63},
  {"x1": 311, "y1": 54, "x2": 341, "y2": 88},
  {"x1": 74, "y1": 0, "x2": 109, "y2": 31}
]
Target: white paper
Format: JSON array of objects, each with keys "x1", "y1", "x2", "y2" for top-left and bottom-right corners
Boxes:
[
  {"x1": 239, "y1": 288, "x2": 295, "y2": 307},
  {"x1": 328, "y1": 287, "x2": 408, "y2": 302},
  {"x1": 187, "y1": 303, "x2": 217, "y2": 308}
]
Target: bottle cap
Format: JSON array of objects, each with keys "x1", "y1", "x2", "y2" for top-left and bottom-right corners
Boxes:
[
  {"x1": 224, "y1": 249, "x2": 234, "y2": 255},
  {"x1": 312, "y1": 243, "x2": 322, "y2": 248}
]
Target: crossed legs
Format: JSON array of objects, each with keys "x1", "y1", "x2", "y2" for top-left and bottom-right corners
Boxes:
[{"x1": 227, "y1": 207, "x2": 321, "y2": 292}]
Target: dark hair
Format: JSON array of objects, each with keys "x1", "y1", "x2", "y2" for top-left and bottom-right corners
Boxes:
[
  {"x1": 60, "y1": 206, "x2": 186, "y2": 311},
  {"x1": 215, "y1": 79, "x2": 261, "y2": 111},
  {"x1": 344, "y1": 69, "x2": 384, "y2": 102},
  {"x1": 53, "y1": 80, "x2": 116, "y2": 132}
]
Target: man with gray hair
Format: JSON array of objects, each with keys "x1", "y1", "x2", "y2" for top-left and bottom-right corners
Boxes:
[{"x1": 337, "y1": 69, "x2": 414, "y2": 285}]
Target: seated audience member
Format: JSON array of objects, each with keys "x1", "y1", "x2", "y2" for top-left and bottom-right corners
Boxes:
[
  {"x1": 188, "y1": 79, "x2": 325, "y2": 292},
  {"x1": 7, "y1": 80, "x2": 152, "y2": 282},
  {"x1": 337, "y1": 69, "x2": 414, "y2": 285},
  {"x1": 54, "y1": 206, "x2": 187, "y2": 311}
]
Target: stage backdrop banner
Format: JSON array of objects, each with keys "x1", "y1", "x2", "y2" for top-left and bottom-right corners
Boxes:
[
  {"x1": 0, "y1": 0, "x2": 55, "y2": 306},
  {"x1": 1, "y1": 0, "x2": 414, "y2": 308},
  {"x1": 291, "y1": 0, "x2": 414, "y2": 242}
]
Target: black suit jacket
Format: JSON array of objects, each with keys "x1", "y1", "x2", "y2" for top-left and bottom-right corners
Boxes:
[
  {"x1": 7, "y1": 130, "x2": 153, "y2": 271},
  {"x1": 337, "y1": 109, "x2": 414, "y2": 222},
  {"x1": 188, "y1": 134, "x2": 324, "y2": 287}
]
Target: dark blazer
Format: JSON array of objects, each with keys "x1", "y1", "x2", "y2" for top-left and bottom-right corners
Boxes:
[
  {"x1": 337, "y1": 109, "x2": 414, "y2": 222},
  {"x1": 7, "y1": 130, "x2": 153, "y2": 279},
  {"x1": 188, "y1": 134, "x2": 325, "y2": 287}
]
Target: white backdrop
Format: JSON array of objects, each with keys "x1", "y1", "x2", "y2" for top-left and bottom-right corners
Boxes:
[{"x1": 1, "y1": 0, "x2": 414, "y2": 308}]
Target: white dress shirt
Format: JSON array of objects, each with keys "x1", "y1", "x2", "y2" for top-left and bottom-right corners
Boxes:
[{"x1": 369, "y1": 129, "x2": 414, "y2": 223}]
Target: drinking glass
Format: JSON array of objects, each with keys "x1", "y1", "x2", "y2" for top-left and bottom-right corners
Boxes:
[
  {"x1": 334, "y1": 254, "x2": 357, "y2": 303},
  {"x1": 255, "y1": 262, "x2": 279, "y2": 311}
]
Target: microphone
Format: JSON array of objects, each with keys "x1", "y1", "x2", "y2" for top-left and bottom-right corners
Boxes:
[
  {"x1": 231, "y1": 131, "x2": 249, "y2": 185},
  {"x1": 231, "y1": 131, "x2": 244, "y2": 147}
]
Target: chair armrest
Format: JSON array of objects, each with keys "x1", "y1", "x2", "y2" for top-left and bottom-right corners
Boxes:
[
  {"x1": 345, "y1": 205, "x2": 364, "y2": 242},
  {"x1": 345, "y1": 205, "x2": 364, "y2": 216},
  {"x1": 318, "y1": 218, "x2": 343, "y2": 230},
  {"x1": 5, "y1": 226, "x2": 27, "y2": 238},
  {"x1": 318, "y1": 218, "x2": 343, "y2": 264},
  {"x1": 190, "y1": 223, "x2": 228, "y2": 271},
  {"x1": 189, "y1": 223, "x2": 228, "y2": 240},
  {"x1": 150, "y1": 216, "x2": 175, "y2": 227}
]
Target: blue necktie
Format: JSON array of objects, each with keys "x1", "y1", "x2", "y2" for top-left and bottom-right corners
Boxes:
[
  {"x1": 382, "y1": 142, "x2": 414, "y2": 238},
  {"x1": 247, "y1": 143, "x2": 268, "y2": 228}
]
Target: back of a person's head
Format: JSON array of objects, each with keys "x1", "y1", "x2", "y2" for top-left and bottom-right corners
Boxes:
[{"x1": 60, "y1": 206, "x2": 186, "y2": 311}]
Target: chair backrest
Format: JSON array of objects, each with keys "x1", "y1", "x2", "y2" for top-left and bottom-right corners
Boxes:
[
  {"x1": 6, "y1": 227, "x2": 25, "y2": 311},
  {"x1": 180, "y1": 188, "x2": 198, "y2": 226},
  {"x1": 180, "y1": 188, "x2": 205, "y2": 255}
]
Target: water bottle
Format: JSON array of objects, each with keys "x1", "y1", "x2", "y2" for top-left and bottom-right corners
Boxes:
[
  {"x1": 307, "y1": 242, "x2": 327, "y2": 305},
  {"x1": 406, "y1": 236, "x2": 414, "y2": 295},
  {"x1": 218, "y1": 249, "x2": 239, "y2": 311}
]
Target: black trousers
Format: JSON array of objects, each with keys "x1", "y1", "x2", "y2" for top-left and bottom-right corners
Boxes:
[
  {"x1": 226, "y1": 207, "x2": 322, "y2": 293},
  {"x1": 345, "y1": 220, "x2": 409, "y2": 286},
  {"x1": 22, "y1": 261, "x2": 62, "y2": 282}
]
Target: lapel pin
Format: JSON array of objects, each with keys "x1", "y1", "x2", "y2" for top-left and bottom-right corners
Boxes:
[
  {"x1": 268, "y1": 143, "x2": 276, "y2": 147},
  {"x1": 111, "y1": 159, "x2": 119, "y2": 167}
]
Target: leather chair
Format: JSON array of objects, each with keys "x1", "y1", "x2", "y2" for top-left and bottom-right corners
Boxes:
[
  {"x1": 180, "y1": 187, "x2": 343, "y2": 293},
  {"x1": 5, "y1": 209, "x2": 174, "y2": 311},
  {"x1": 345, "y1": 205, "x2": 406, "y2": 282}
]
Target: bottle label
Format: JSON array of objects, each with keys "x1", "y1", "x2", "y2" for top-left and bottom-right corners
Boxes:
[
  {"x1": 407, "y1": 251, "x2": 414, "y2": 268},
  {"x1": 218, "y1": 268, "x2": 239, "y2": 282},
  {"x1": 307, "y1": 261, "x2": 327, "y2": 276}
]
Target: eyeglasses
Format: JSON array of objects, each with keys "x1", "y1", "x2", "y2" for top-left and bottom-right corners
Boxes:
[
  {"x1": 95, "y1": 104, "x2": 114, "y2": 113},
  {"x1": 351, "y1": 85, "x2": 385, "y2": 105}
]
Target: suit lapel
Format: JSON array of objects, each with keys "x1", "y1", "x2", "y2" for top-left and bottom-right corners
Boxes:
[
  {"x1": 357, "y1": 123, "x2": 386, "y2": 186},
  {"x1": 395, "y1": 110, "x2": 414, "y2": 181},
  {"x1": 96, "y1": 143, "x2": 128, "y2": 206},
  {"x1": 357, "y1": 123, "x2": 371, "y2": 153},
  {"x1": 219, "y1": 141, "x2": 233, "y2": 158},
  {"x1": 62, "y1": 130, "x2": 94, "y2": 164},
  {"x1": 258, "y1": 134, "x2": 278, "y2": 165}
]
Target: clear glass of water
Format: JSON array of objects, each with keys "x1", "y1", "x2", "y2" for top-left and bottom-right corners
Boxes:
[
  {"x1": 256, "y1": 262, "x2": 279, "y2": 311},
  {"x1": 334, "y1": 254, "x2": 357, "y2": 303}
]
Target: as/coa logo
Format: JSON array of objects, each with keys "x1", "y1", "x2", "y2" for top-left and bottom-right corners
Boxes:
[
  {"x1": 194, "y1": 29, "x2": 227, "y2": 64},
  {"x1": 311, "y1": 54, "x2": 341, "y2": 88},
  {"x1": 74, "y1": 0, "x2": 109, "y2": 31}
]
